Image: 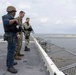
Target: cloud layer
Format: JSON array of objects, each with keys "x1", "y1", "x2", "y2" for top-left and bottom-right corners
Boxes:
[{"x1": 0, "y1": 0, "x2": 76, "y2": 34}]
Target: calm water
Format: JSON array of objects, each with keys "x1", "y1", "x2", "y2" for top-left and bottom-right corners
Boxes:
[{"x1": 34, "y1": 34, "x2": 76, "y2": 54}]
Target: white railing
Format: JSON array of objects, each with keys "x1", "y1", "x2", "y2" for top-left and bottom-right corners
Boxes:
[{"x1": 32, "y1": 35, "x2": 65, "y2": 75}]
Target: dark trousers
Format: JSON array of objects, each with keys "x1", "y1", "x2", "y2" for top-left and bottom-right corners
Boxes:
[{"x1": 6, "y1": 33, "x2": 16, "y2": 68}]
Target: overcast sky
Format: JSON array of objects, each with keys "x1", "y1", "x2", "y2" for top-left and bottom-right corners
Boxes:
[{"x1": 0, "y1": 0, "x2": 76, "y2": 34}]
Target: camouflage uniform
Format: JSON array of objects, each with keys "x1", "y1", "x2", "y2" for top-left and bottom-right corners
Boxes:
[
  {"x1": 23, "y1": 22, "x2": 31, "y2": 50},
  {"x1": 14, "y1": 17, "x2": 23, "y2": 58}
]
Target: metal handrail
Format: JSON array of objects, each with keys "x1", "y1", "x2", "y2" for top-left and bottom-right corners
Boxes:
[{"x1": 32, "y1": 35, "x2": 65, "y2": 75}]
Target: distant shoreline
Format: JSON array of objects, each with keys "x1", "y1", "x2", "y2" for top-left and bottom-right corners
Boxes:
[{"x1": 0, "y1": 34, "x2": 76, "y2": 38}]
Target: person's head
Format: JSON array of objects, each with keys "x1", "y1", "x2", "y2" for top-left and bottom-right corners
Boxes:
[
  {"x1": 26, "y1": 17, "x2": 30, "y2": 22},
  {"x1": 19, "y1": 11, "x2": 25, "y2": 18},
  {"x1": 7, "y1": 6, "x2": 17, "y2": 17}
]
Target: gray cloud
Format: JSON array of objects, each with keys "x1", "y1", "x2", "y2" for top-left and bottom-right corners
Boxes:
[{"x1": 0, "y1": 0, "x2": 76, "y2": 34}]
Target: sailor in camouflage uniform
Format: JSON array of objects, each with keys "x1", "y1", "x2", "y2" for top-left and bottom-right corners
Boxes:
[
  {"x1": 23, "y1": 18, "x2": 33, "y2": 51},
  {"x1": 14, "y1": 11, "x2": 25, "y2": 60}
]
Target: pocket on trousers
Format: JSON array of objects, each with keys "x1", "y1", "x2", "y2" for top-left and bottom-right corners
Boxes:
[{"x1": 4, "y1": 34, "x2": 9, "y2": 41}]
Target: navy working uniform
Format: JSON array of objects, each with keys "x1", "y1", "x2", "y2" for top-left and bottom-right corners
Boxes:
[
  {"x1": 2, "y1": 6, "x2": 21, "y2": 74},
  {"x1": 2, "y1": 14, "x2": 17, "y2": 68}
]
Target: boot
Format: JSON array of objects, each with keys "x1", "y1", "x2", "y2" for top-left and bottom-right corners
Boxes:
[
  {"x1": 14, "y1": 53, "x2": 21, "y2": 60},
  {"x1": 14, "y1": 55, "x2": 21, "y2": 60},
  {"x1": 18, "y1": 53, "x2": 24, "y2": 57},
  {"x1": 24, "y1": 47, "x2": 30, "y2": 51},
  {"x1": 7, "y1": 67, "x2": 18, "y2": 74},
  {"x1": 13, "y1": 62, "x2": 17, "y2": 66}
]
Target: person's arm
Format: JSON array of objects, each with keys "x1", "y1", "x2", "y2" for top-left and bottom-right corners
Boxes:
[
  {"x1": 2, "y1": 16, "x2": 18, "y2": 25},
  {"x1": 9, "y1": 19, "x2": 18, "y2": 25},
  {"x1": 23, "y1": 22, "x2": 30, "y2": 29}
]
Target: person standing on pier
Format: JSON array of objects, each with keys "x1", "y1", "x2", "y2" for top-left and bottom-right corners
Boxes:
[
  {"x1": 23, "y1": 18, "x2": 33, "y2": 51},
  {"x1": 2, "y1": 6, "x2": 22, "y2": 74},
  {"x1": 14, "y1": 11, "x2": 25, "y2": 60}
]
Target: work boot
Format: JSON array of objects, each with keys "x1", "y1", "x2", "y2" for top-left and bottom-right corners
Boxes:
[
  {"x1": 14, "y1": 55, "x2": 21, "y2": 60},
  {"x1": 18, "y1": 53, "x2": 24, "y2": 57},
  {"x1": 7, "y1": 67, "x2": 18, "y2": 74},
  {"x1": 13, "y1": 62, "x2": 17, "y2": 66},
  {"x1": 24, "y1": 47, "x2": 30, "y2": 51}
]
